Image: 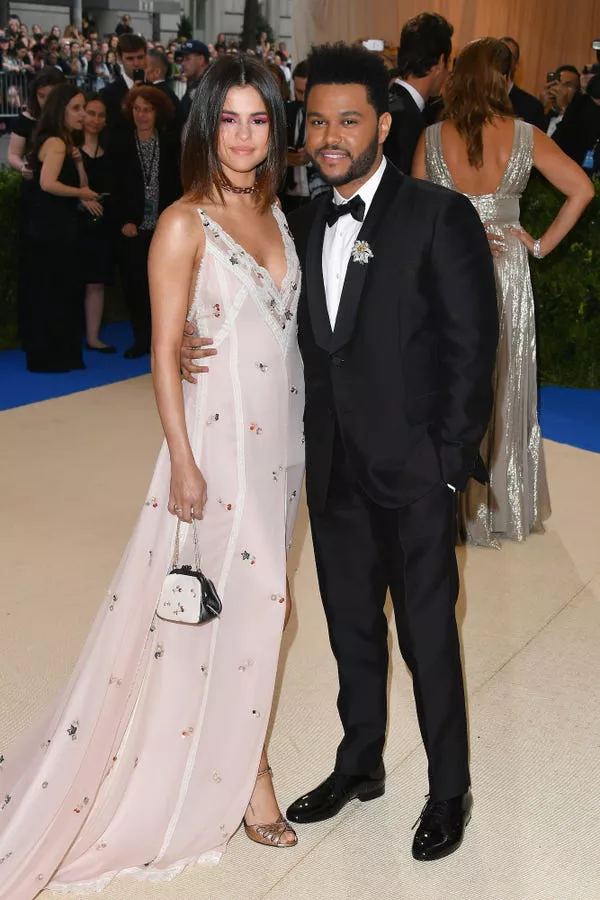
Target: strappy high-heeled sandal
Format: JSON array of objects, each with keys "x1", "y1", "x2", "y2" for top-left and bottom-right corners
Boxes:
[{"x1": 243, "y1": 766, "x2": 298, "y2": 848}]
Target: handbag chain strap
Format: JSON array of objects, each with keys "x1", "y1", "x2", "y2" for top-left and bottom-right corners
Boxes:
[{"x1": 171, "y1": 518, "x2": 201, "y2": 570}]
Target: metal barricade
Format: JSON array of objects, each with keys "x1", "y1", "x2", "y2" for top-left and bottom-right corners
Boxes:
[
  {"x1": 66, "y1": 74, "x2": 113, "y2": 95},
  {"x1": 0, "y1": 71, "x2": 30, "y2": 121}
]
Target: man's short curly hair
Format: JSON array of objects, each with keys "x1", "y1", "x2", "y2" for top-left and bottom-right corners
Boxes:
[
  {"x1": 122, "y1": 85, "x2": 175, "y2": 130},
  {"x1": 305, "y1": 43, "x2": 390, "y2": 117}
]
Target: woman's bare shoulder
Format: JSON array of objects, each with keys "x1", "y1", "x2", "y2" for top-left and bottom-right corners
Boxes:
[
  {"x1": 40, "y1": 136, "x2": 66, "y2": 154},
  {"x1": 156, "y1": 199, "x2": 205, "y2": 238}
]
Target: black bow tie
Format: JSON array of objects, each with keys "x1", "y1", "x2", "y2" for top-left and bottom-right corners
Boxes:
[{"x1": 326, "y1": 195, "x2": 366, "y2": 228}]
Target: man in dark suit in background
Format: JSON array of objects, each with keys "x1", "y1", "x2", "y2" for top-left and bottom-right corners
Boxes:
[
  {"x1": 101, "y1": 33, "x2": 147, "y2": 138},
  {"x1": 284, "y1": 43, "x2": 498, "y2": 861},
  {"x1": 145, "y1": 48, "x2": 185, "y2": 134},
  {"x1": 384, "y1": 13, "x2": 453, "y2": 173},
  {"x1": 178, "y1": 40, "x2": 210, "y2": 122},
  {"x1": 282, "y1": 60, "x2": 328, "y2": 212},
  {"x1": 501, "y1": 36, "x2": 546, "y2": 130},
  {"x1": 552, "y1": 73, "x2": 600, "y2": 170}
]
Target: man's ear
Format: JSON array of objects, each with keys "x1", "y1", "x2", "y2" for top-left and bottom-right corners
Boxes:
[{"x1": 378, "y1": 111, "x2": 392, "y2": 144}]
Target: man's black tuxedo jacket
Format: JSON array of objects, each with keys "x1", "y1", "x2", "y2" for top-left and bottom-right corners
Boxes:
[
  {"x1": 100, "y1": 76, "x2": 130, "y2": 136},
  {"x1": 288, "y1": 163, "x2": 499, "y2": 514},
  {"x1": 553, "y1": 92, "x2": 600, "y2": 166},
  {"x1": 384, "y1": 83, "x2": 425, "y2": 174},
  {"x1": 153, "y1": 80, "x2": 186, "y2": 135},
  {"x1": 283, "y1": 99, "x2": 304, "y2": 192},
  {"x1": 509, "y1": 84, "x2": 546, "y2": 131}
]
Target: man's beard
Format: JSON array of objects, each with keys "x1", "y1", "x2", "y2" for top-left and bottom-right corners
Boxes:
[{"x1": 308, "y1": 132, "x2": 380, "y2": 187}]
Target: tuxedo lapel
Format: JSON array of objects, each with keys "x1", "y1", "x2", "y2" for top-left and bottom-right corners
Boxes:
[
  {"x1": 305, "y1": 195, "x2": 333, "y2": 352},
  {"x1": 330, "y1": 165, "x2": 403, "y2": 354}
]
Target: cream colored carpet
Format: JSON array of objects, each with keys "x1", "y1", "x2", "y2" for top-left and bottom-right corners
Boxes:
[{"x1": 1, "y1": 376, "x2": 599, "y2": 900}]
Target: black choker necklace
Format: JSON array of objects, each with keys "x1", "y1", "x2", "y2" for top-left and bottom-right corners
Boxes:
[{"x1": 220, "y1": 180, "x2": 258, "y2": 195}]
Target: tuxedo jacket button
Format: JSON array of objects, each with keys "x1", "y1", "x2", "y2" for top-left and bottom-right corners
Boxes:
[{"x1": 331, "y1": 355, "x2": 344, "y2": 367}]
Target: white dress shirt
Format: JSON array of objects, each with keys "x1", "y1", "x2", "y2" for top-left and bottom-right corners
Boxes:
[
  {"x1": 322, "y1": 157, "x2": 387, "y2": 329},
  {"x1": 547, "y1": 113, "x2": 564, "y2": 137},
  {"x1": 394, "y1": 78, "x2": 426, "y2": 113}
]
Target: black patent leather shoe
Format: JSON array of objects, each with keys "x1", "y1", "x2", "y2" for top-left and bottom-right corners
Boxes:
[
  {"x1": 411, "y1": 791, "x2": 473, "y2": 861},
  {"x1": 124, "y1": 345, "x2": 150, "y2": 359},
  {"x1": 286, "y1": 763, "x2": 385, "y2": 824}
]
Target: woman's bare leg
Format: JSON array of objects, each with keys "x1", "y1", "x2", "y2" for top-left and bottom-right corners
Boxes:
[
  {"x1": 244, "y1": 577, "x2": 296, "y2": 844},
  {"x1": 85, "y1": 283, "x2": 111, "y2": 348}
]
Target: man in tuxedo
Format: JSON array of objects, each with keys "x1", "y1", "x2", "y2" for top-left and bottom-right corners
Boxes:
[
  {"x1": 101, "y1": 33, "x2": 147, "y2": 137},
  {"x1": 541, "y1": 66, "x2": 581, "y2": 137},
  {"x1": 385, "y1": 12, "x2": 453, "y2": 173},
  {"x1": 501, "y1": 37, "x2": 546, "y2": 130},
  {"x1": 282, "y1": 60, "x2": 328, "y2": 213},
  {"x1": 552, "y1": 74, "x2": 600, "y2": 169},
  {"x1": 282, "y1": 60, "x2": 311, "y2": 212},
  {"x1": 284, "y1": 44, "x2": 498, "y2": 861},
  {"x1": 145, "y1": 48, "x2": 184, "y2": 134}
]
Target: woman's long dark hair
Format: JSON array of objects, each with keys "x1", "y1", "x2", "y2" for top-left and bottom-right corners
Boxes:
[
  {"x1": 443, "y1": 38, "x2": 515, "y2": 169},
  {"x1": 31, "y1": 82, "x2": 83, "y2": 164},
  {"x1": 181, "y1": 55, "x2": 287, "y2": 211},
  {"x1": 26, "y1": 66, "x2": 65, "y2": 118}
]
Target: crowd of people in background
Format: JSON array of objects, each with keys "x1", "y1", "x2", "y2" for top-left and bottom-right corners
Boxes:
[
  {"x1": 1, "y1": 16, "x2": 299, "y2": 370},
  {"x1": 0, "y1": 14, "x2": 294, "y2": 100},
  {"x1": 2, "y1": 11, "x2": 599, "y2": 372}
]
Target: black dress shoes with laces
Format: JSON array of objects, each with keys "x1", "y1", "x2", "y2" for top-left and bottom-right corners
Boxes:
[
  {"x1": 411, "y1": 791, "x2": 473, "y2": 861},
  {"x1": 286, "y1": 763, "x2": 385, "y2": 824}
]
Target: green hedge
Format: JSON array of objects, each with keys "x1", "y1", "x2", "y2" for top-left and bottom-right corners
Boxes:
[
  {"x1": 0, "y1": 169, "x2": 21, "y2": 350},
  {"x1": 1, "y1": 168, "x2": 599, "y2": 387},
  {"x1": 521, "y1": 173, "x2": 600, "y2": 388}
]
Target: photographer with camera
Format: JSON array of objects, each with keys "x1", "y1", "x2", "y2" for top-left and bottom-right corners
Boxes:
[
  {"x1": 541, "y1": 66, "x2": 580, "y2": 136},
  {"x1": 551, "y1": 41, "x2": 600, "y2": 173},
  {"x1": 581, "y1": 38, "x2": 600, "y2": 91},
  {"x1": 100, "y1": 34, "x2": 147, "y2": 138}
]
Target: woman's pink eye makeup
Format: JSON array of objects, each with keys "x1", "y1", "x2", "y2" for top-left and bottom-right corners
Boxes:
[{"x1": 220, "y1": 114, "x2": 269, "y2": 125}]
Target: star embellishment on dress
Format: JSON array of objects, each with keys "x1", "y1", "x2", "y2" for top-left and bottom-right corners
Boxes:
[{"x1": 351, "y1": 240, "x2": 374, "y2": 265}]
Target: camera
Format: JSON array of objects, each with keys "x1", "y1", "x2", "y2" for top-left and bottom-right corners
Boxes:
[
  {"x1": 132, "y1": 67, "x2": 145, "y2": 83},
  {"x1": 362, "y1": 39, "x2": 384, "y2": 52},
  {"x1": 547, "y1": 71, "x2": 558, "y2": 84}
]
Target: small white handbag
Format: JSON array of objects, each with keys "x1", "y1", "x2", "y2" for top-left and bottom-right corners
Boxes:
[{"x1": 157, "y1": 519, "x2": 222, "y2": 625}]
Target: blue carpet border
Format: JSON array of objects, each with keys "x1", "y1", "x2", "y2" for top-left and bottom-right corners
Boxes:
[{"x1": 1, "y1": 323, "x2": 598, "y2": 454}]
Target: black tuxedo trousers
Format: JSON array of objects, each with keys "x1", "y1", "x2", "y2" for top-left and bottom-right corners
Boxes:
[{"x1": 310, "y1": 428, "x2": 469, "y2": 799}]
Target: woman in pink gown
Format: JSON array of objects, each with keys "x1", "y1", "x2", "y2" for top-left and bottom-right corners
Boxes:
[{"x1": 0, "y1": 56, "x2": 304, "y2": 897}]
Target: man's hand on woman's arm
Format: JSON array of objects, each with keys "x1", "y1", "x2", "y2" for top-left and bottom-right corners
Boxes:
[{"x1": 180, "y1": 321, "x2": 217, "y2": 384}]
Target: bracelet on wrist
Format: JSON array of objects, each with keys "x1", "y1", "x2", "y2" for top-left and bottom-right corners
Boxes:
[{"x1": 532, "y1": 238, "x2": 544, "y2": 259}]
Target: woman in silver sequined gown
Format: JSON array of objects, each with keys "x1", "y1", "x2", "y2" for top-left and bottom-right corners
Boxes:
[{"x1": 412, "y1": 38, "x2": 593, "y2": 548}]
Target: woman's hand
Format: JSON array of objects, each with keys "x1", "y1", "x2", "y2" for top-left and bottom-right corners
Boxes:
[
  {"x1": 169, "y1": 462, "x2": 207, "y2": 522},
  {"x1": 82, "y1": 199, "x2": 104, "y2": 217},
  {"x1": 79, "y1": 186, "x2": 101, "y2": 201},
  {"x1": 508, "y1": 226, "x2": 539, "y2": 255},
  {"x1": 122, "y1": 222, "x2": 138, "y2": 238},
  {"x1": 71, "y1": 147, "x2": 83, "y2": 164}
]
